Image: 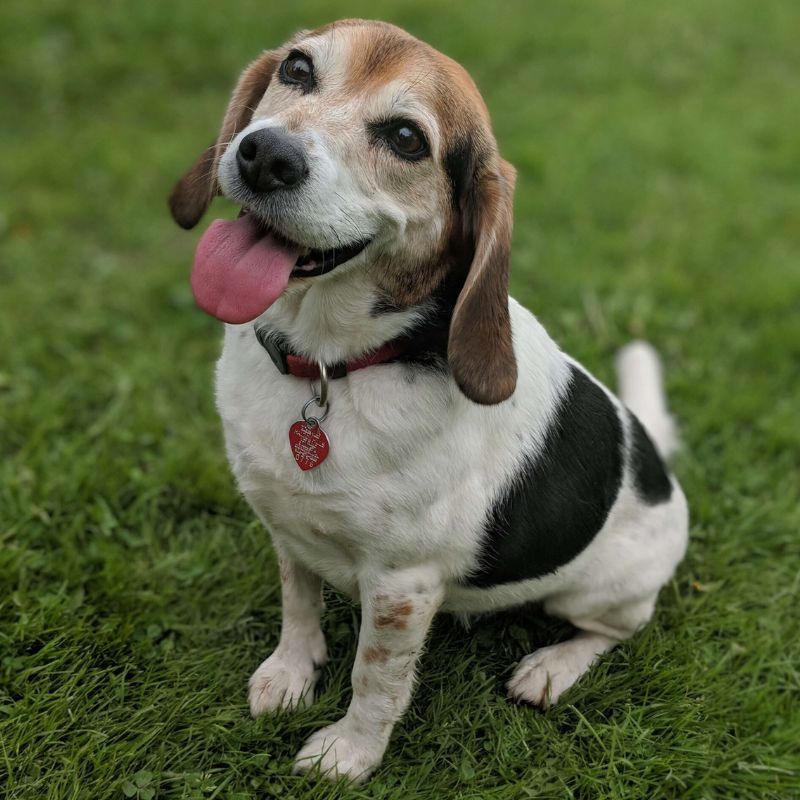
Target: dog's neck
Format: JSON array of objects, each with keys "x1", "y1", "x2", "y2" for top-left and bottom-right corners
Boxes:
[{"x1": 255, "y1": 265, "x2": 454, "y2": 366}]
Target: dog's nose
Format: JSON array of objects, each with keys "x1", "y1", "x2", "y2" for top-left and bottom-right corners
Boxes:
[{"x1": 236, "y1": 128, "x2": 309, "y2": 192}]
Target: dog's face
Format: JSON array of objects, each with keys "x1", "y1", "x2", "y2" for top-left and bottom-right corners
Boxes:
[{"x1": 170, "y1": 20, "x2": 517, "y2": 404}]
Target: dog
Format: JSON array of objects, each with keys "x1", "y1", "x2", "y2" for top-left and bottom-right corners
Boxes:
[{"x1": 168, "y1": 19, "x2": 689, "y2": 782}]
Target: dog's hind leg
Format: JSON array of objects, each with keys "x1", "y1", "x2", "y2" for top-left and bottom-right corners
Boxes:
[{"x1": 506, "y1": 594, "x2": 657, "y2": 708}]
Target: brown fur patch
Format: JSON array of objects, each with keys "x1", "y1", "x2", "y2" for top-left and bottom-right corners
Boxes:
[
  {"x1": 362, "y1": 645, "x2": 391, "y2": 664},
  {"x1": 374, "y1": 600, "x2": 414, "y2": 630},
  {"x1": 344, "y1": 25, "x2": 421, "y2": 93},
  {"x1": 375, "y1": 257, "x2": 451, "y2": 309},
  {"x1": 447, "y1": 158, "x2": 518, "y2": 404},
  {"x1": 362, "y1": 38, "x2": 505, "y2": 319}
]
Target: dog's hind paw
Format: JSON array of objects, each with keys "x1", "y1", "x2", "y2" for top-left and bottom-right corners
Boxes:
[{"x1": 507, "y1": 632, "x2": 617, "y2": 708}]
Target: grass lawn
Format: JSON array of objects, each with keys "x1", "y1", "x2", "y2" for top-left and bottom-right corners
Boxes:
[{"x1": 2, "y1": 0, "x2": 799, "y2": 797}]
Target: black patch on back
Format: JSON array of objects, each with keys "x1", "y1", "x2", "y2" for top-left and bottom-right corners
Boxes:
[
  {"x1": 628, "y1": 411, "x2": 673, "y2": 504},
  {"x1": 466, "y1": 366, "x2": 624, "y2": 587}
]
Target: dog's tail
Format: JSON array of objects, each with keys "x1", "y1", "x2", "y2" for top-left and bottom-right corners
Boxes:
[{"x1": 615, "y1": 341, "x2": 678, "y2": 460}]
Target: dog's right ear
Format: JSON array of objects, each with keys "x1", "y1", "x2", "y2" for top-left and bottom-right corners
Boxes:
[{"x1": 168, "y1": 50, "x2": 281, "y2": 229}]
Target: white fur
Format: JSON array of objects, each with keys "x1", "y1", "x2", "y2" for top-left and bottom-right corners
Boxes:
[
  {"x1": 248, "y1": 556, "x2": 326, "y2": 714},
  {"x1": 219, "y1": 117, "x2": 381, "y2": 250},
  {"x1": 616, "y1": 340, "x2": 678, "y2": 459},
  {"x1": 216, "y1": 297, "x2": 689, "y2": 781}
]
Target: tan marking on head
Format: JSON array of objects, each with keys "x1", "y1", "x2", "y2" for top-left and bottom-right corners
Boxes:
[{"x1": 343, "y1": 24, "x2": 425, "y2": 94}]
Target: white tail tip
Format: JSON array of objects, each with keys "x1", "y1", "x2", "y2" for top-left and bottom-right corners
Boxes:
[{"x1": 615, "y1": 341, "x2": 678, "y2": 460}]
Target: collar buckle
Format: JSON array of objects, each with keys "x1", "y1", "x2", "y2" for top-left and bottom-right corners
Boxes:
[{"x1": 254, "y1": 327, "x2": 289, "y2": 375}]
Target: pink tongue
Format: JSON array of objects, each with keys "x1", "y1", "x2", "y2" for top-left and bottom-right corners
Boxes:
[{"x1": 190, "y1": 215, "x2": 301, "y2": 324}]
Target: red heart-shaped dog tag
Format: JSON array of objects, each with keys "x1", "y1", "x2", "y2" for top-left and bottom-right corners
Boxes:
[{"x1": 289, "y1": 421, "x2": 330, "y2": 471}]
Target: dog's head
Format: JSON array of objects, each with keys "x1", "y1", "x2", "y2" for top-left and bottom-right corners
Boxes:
[{"x1": 170, "y1": 20, "x2": 517, "y2": 404}]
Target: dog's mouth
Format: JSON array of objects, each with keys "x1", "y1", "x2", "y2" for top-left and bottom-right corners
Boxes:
[
  {"x1": 292, "y1": 239, "x2": 371, "y2": 278},
  {"x1": 248, "y1": 215, "x2": 371, "y2": 280},
  {"x1": 190, "y1": 212, "x2": 371, "y2": 324}
]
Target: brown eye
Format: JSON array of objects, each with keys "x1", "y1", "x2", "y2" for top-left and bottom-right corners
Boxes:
[
  {"x1": 372, "y1": 120, "x2": 429, "y2": 161},
  {"x1": 392, "y1": 125, "x2": 423, "y2": 155},
  {"x1": 280, "y1": 52, "x2": 315, "y2": 91}
]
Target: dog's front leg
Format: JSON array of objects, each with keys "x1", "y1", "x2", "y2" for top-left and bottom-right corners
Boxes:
[
  {"x1": 248, "y1": 554, "x2": 327, "y2": 715},
  {"x1": 293, "y1": 565, "x2": 444, "y2": 782}
]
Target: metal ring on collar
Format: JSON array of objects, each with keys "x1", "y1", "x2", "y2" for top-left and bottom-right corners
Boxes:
[
  {"x1": 302, "y1": 395, "x2": 329, "y2": 425},
  {"x1": 307, "y1": 361, "x2": 330, "y2": 408},
  {"x1": 317, "y1": 362, "x2": 329, "y2": 406}
]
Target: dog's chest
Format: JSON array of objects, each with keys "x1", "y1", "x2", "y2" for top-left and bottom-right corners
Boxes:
[{"x1": 215, "y1": 331, "x2": 503, "y2": 590}]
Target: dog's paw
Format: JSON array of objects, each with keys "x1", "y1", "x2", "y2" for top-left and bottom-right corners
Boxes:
[
  {"x1": 248, "y1": 651, "x2": 320, "y2": 716},
  {"x1": 292, "y1": 721, "x2": 386, "y2": 783},
  {"x1": 507, "y1": 644, "x2": 583, "y2": 708}
]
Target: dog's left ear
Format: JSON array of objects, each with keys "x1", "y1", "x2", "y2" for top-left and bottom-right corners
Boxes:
[
  {"x1": 168, "y1": 49, "x2": 281, "y2": 229},
  {"x1": 448, "y1": 157, "x2": 517, "y2": 405}
]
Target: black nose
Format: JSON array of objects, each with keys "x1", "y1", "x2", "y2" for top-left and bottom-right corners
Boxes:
[{"x1": 236, "y1": 128, "x2": 309, "y2": 192}]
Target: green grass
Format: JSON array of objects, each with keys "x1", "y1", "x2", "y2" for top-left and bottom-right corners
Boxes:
[{"x1": 2, "y1": 0, "x2": 799, "y2": 797}]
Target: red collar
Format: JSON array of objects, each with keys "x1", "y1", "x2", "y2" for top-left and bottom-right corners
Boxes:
[{"x1": 255, "y1": 327, "x2": 406, "y2": 379}]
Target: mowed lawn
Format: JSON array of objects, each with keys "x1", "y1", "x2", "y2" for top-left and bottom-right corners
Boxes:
[{"x1": 2, "y1": 0, "x2": 799, "y2": 798}]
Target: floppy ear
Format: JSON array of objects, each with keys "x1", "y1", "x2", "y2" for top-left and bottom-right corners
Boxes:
[
  {"x1": 448, "y1": 157, "x2": 517, "y2": 405},
  {"x1": 168, "y1": 50, "x2": 281, "y2": 229}
]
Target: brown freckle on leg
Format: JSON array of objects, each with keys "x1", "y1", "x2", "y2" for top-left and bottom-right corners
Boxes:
[
  {"x1": 363, "y1": 645, "x2": 391, "y2": 664},
  {"x1": 375, "y1": 614, "x2": 407, "y2": 630},
  {"x1": 374, "y1": 600, "x2": 414, "y2": 629},
  {"x1": 278, "y1": 560, "x2": 291, "y2": 583}
]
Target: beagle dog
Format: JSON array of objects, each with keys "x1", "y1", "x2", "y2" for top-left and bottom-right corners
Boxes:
[{"x1": 169, "y1": 19, "x2": 688, "y2": 782}]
